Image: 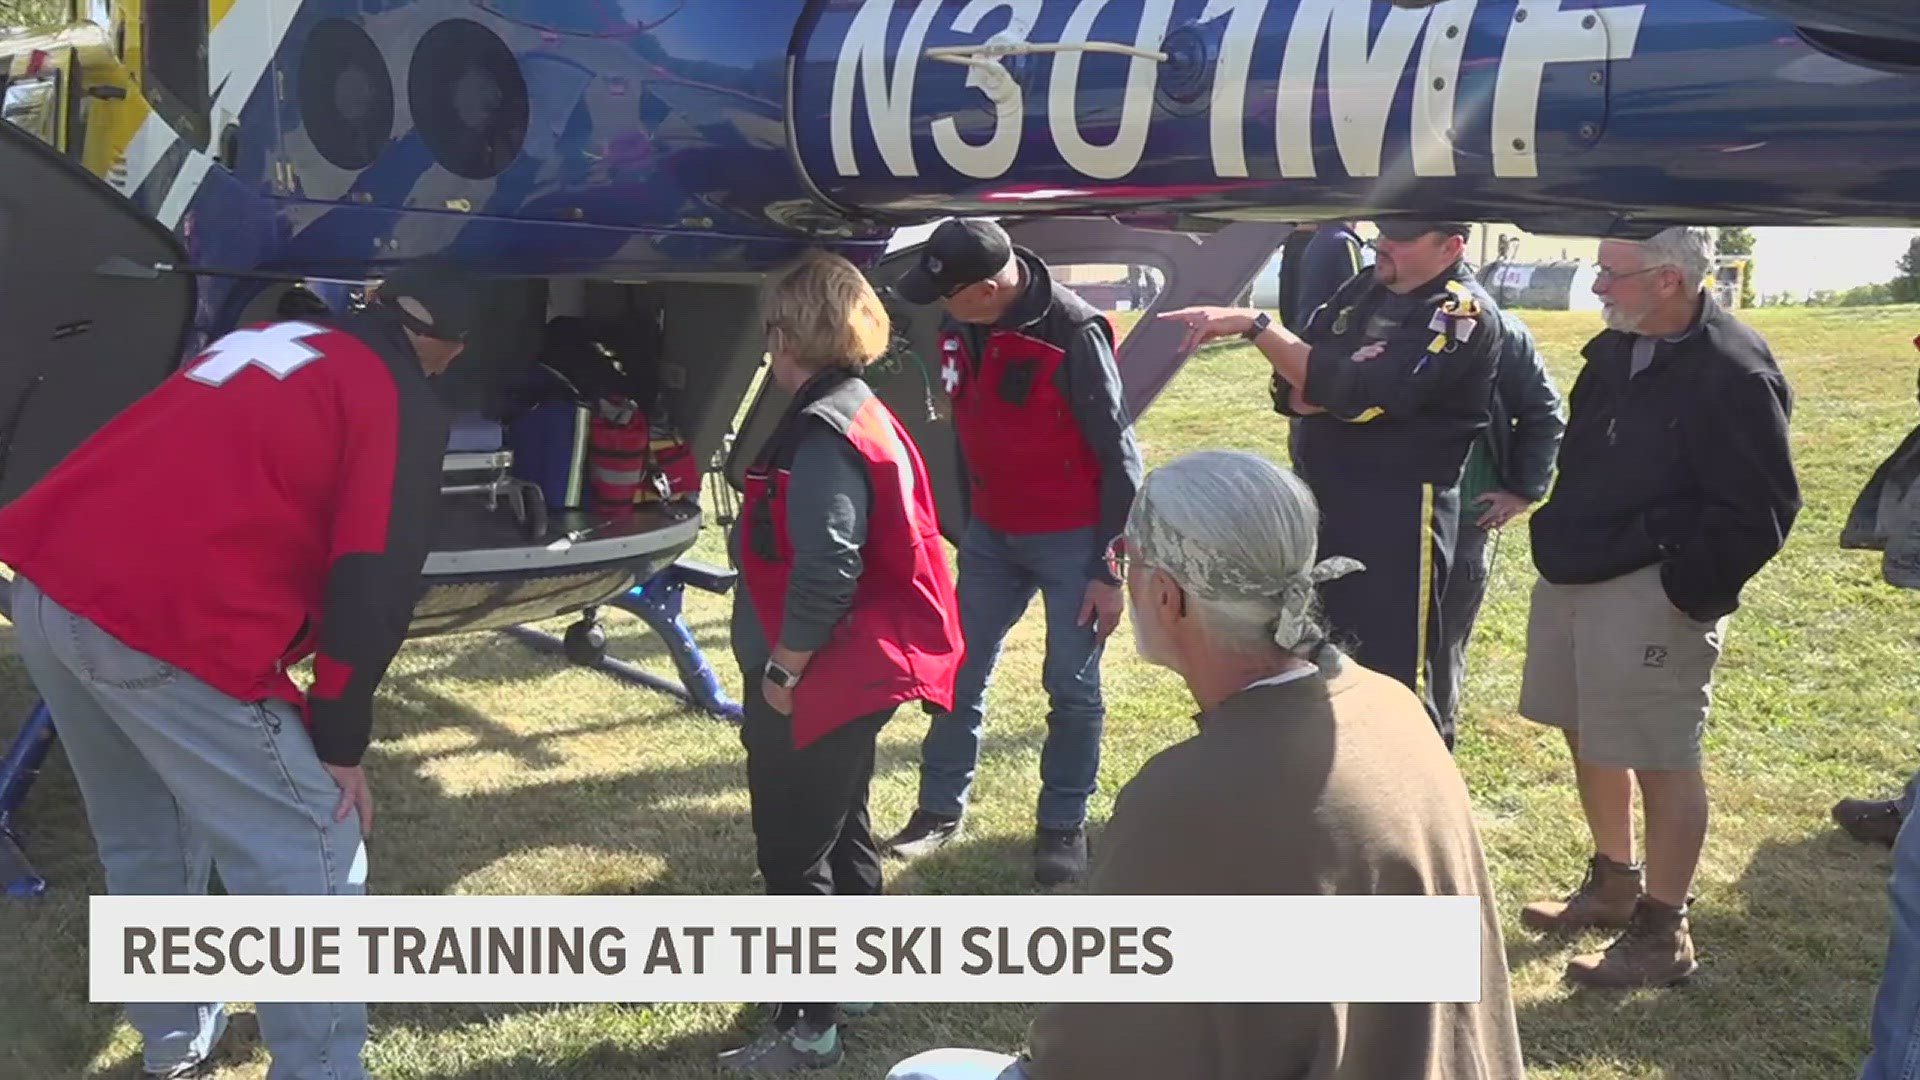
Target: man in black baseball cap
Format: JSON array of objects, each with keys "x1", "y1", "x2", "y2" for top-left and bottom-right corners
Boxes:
[
  {"x1": 892, "y1": 217, "x2": 1021, "y2": 319},
  {"x1": 1373, "y1": 220, "x2": 1473, "y2": 243},
  {"x1": 366, "y1": 262, "x2": 482, "y2": 374},
  {"x1": 883, "y1": 217, "x2": 1144, "y2": 887}
]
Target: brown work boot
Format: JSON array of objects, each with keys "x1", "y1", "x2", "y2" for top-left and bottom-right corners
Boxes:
[
  {"x1": 1833, "y1": 797, "x2": 1904, "y2": 847},
  {"x1": 1521, "y1": 854, "x2": 1644, "y2": 932},
  {"x1": 1565, "y1": 896, "x2": 1699, "y2": 989}
]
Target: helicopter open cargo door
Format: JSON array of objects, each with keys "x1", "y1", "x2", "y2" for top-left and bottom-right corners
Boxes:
[
  {"x1": 0, "y1": 119, "x2": 701, "y2": 640},
  {"x1": 725, "y1": 216, "x2": 1295, "y2": 539},
  {"x1": 0, "y1": 119, "x2": 197, "y2": 510}
]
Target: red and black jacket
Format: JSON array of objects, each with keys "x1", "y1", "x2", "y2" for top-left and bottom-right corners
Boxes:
[
  {"x1": 737, "y1": 370, "x2": 964, "y2": 748},
  {"x1": 937, "y1": 249, "x2": 1143, "y2": 582},
  {"x1": 0, "y1": 311, "x2": 448, "y2": 766}
]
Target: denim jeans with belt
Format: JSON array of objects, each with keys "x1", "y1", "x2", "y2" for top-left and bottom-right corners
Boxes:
[
  {"x1": 1863, "y1": 768, "x2": 1920, "y2": 1080},
  {"x1": 916, "y1": 521, "x2": 1107, "y2": 830},
  {"x1": 10, "y1": 574, "x2": 369, "y2": 1080}
]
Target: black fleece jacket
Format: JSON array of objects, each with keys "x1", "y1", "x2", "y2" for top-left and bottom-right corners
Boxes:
[{"x1": 1528, "y1": 292, "x2": 1801, "y2": 622}]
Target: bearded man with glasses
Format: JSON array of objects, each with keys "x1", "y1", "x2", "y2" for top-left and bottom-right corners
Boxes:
[{"x1": 1516, "y1": 225, "x2": 1801, "y2": 989}]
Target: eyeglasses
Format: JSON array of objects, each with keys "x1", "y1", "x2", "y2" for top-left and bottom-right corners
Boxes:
[{"x1": 1594, "y1": 265, "x2": 1665, "y2": 285}]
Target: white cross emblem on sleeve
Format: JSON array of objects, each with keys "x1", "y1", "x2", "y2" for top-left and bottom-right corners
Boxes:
[{"x1": 185, "y1": 322, "x2": 329, "y2": 386}]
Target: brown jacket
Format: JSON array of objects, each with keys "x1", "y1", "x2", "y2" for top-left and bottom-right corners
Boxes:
[{"x1": 1020, "y1": 659, "x2": 1526, "y2": 1080}]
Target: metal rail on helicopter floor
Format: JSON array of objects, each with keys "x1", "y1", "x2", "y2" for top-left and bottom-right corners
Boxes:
[{"x1": 3, "y1": 0, "x2": 1920, "y2": 895}]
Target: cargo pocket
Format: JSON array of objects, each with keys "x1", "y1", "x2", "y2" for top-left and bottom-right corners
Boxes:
[{"x1": 1650, "y1": 574, "x2": 1725, "y2": 705}]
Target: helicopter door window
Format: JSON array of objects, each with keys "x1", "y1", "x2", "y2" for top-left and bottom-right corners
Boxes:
[
  {"x1": 1049, "y1": 263, "x2": 1163, "y2": 313},
  {"x1": 143, "y1": 0, "x2": 211, "y2": 150}
]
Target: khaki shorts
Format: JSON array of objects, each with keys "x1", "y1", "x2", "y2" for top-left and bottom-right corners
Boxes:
[{"x1": 1519, "y1": 564, "x2": 1727, "y2": 770}]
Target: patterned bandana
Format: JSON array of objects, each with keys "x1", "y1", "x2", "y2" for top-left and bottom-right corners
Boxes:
[{"x1": 1123, "y1": 482, "x2": 1364, "y2": 649}]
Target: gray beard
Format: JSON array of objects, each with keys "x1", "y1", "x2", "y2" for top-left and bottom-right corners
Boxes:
[{"x1": 1602, "y1": 302, "x2": 1647, "y2": 334}]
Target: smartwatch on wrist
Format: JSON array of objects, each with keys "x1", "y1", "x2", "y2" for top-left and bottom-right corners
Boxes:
[
  {"x1": 765, "y1": 659, "x2": 801, "y2": 689},
  {"x1": 1242, "y1": 311, "x2": 1273, "y2": 341}
]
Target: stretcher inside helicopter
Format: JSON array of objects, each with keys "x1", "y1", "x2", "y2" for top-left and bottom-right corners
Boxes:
[{"x1": 243, "y1": 275, "x2": 719, "y2": 642}]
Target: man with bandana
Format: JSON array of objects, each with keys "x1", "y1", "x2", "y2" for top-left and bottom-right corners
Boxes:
[
  {"x1": 885, "y1": 450, "x2": 1525, "y2": 1080},
  {"x1": 1158, "y1": 222, "x2": 1504, "y2": 750}
]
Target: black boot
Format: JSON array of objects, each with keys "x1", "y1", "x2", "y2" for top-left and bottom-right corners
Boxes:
[
  {"x1": 883, "y1": 809, "x2": 962, "y2": 859},
  {"x1": 1833, "y1": 797, "x2": 1904, "y2": 847},
  {"x1": 1034, "y1": 825, "x2": 1088, "y2": 886}
]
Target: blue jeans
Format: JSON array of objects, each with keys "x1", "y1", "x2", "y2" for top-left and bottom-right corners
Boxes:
[
  {"x1": 1863, "y1": 768, "x2": 1920, "y2": 1080},
  {"x1": 917, "y1": 522, "x2": 1106, "y2": 830},
  {"x1": 10, "y1": 575, "x2": 369, "y2": 1080}
]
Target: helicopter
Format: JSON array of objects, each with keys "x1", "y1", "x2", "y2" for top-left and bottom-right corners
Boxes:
[{"x1": 1, "y1": 0, "x2": 1918, "y2": 895}]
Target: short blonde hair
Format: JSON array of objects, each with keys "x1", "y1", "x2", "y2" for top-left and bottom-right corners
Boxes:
[{"x1": 761, "y1": 250, "x2": 891, "y2": 372}]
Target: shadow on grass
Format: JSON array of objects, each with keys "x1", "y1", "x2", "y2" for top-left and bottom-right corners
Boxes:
[
  {"x1": 1511, "y1": 829, "x2": 1892, "y2": 1080},
  {"x1": 368, "y1": 1000, "x2": 1035, "y2": 1080},
  {"x1": 883, "y1": 828, "x2": 1100, "y2": 899}
]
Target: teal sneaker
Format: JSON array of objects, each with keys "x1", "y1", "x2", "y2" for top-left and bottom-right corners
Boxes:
[
  {"x1": 718, "y1": 1019, "x2": 843, "y2": 1071},
  {"x1": 758, "y1": 1001, "x2": 876, "y2": 1021}
]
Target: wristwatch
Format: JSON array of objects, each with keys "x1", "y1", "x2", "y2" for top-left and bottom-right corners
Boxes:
[
  {"x1": 1242, "y1": 311, "x2": 1273, "y2": 341},
  {"x1": 765, "y1": 658, "x2": 802, "y2": 689}
]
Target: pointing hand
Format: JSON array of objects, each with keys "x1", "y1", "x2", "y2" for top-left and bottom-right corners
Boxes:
[{"x1": 1157, "y1": 307, "x2": 1255, "y2": 354}]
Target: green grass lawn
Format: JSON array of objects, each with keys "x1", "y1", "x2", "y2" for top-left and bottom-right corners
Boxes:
[{"x1": 3, "y1": 304, "x2": 1919, "y2": 1079}]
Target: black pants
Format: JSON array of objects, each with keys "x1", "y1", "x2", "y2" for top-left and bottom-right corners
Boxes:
[
  {"x1": 1308, "y1": 473, "x2": 1460, "y2": 750},
  {"x1": 1434, "y1": 520, "x2": 1494, "y2": 738},
  {"x1": 740, "y1": 683, "x2": 893, "y2": 1028}
]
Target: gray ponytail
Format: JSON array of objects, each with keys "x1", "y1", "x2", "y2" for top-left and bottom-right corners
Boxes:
[
  {"x1": 1121, "y1": 447, "x2": 1367, "y2": 664},
  {"x1": 1123, "y1": 450, "x2": 1361, "y2": 669}
]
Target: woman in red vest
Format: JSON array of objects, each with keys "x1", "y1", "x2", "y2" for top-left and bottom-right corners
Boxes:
[{"x1": 720, "y1": 251, "x2": 965, "y2": 1071}]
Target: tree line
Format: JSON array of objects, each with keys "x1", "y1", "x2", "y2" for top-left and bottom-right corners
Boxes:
[{"x1": 1759, "y1": 237, "x2": 1920, "y2": 308}]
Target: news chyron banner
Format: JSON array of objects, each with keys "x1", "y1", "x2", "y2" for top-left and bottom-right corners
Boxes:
[{"x1": 93, "y1": 895, "x2": 1483, "y2": 1003}]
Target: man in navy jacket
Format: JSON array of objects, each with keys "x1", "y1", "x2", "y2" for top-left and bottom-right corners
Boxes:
[{"x1": 1434, "y1": 309, "x2": 1565, "y2": 738}]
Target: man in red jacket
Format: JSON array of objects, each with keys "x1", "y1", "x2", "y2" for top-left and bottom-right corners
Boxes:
[
  {"x1": 884, "y1": 219, "x2": 1144, "y2": 886},
  {"x1": 0, "y1": 265, "x2": 474, "y2": 1080}
]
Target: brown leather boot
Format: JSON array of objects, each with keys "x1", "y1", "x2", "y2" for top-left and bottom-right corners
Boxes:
[
  {"x1": 1565, "y1": 896, "x2": 1699, "y2": 989},
  {"x1": 1521, "y1": 854, "x2": 1644, "y2": 932},
  {"x1": 1833, "y1": 797, "x2": 1904, "y2": 847}
]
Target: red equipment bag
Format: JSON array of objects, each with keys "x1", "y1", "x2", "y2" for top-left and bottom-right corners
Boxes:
[
  {"x1": 636, "y1": 406, "x2": 702, "y2": 504},
  {"x1": 586, "y1": 395, "x2": 650, "y2": 510}
]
